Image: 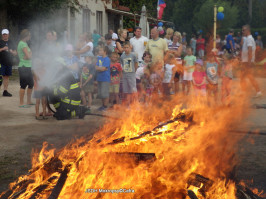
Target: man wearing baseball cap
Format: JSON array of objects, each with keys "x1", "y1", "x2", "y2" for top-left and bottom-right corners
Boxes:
[{"x1": 0, "y1": 29, "x2": 17, "y2": 96}]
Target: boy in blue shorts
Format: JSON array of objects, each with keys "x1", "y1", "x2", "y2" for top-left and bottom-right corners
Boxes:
[{"x1": 95, "y1": 46, "x2": 111, "y2": 111}]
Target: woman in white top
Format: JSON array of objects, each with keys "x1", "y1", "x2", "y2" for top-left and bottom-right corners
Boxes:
[{"x1": 74, "y1": 32, "x2": 94, "y2": 64}]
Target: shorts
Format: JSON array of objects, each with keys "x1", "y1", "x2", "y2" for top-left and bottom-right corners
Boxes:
[
  {"x1": 174, "y1": 72, "x2": 180, "y2": 82},
  {"x1": 0, "y1": 64, "x2": 12, "y2": 76},
  {"x1": 162, "y1": 83, "x2": 171, "y2": 96},
  {"x1": 198, "y1": 49, "x2": 204, "y2": 58},
  {"x1": 97, "y1": 81, "x2": 110, "y2": 99},
  {"x1": 207, "y1": 84, "x2": 218, "y2": 94},
  {"x1": 82, "y1": 84, "x2": 94, "y2": 94},
  {"x1": 18, "y1": 67, "x2": 34, "y2": 89},
  {"x1": 33, "y1": 90, "x2": 46, "y2": 99},
  {"x1": 241, "y1": 62, "x2": 255, "y2": 76},
  {"x1": 194, "y1": 88, "x2": 206, "y2": 96},
  {"x1": 109, "y1": 84, "x2": 120, "y2": 94},
  {"x1": 183, "y1": 71, "x2": 193, "y2": 81},
  {"x1": 122, "y1": 76, "x2": 137, "y2": 94}
]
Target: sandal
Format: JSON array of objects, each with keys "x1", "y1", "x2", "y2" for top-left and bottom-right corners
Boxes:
[
  {"x1": 35, "y1": 116, "x2": 43, "y2": 120},
  {"x1": 43, "y1": 116, "x2": 48, "y2": 120},
  {"x1": 19, "y1": 105, "x2": 31, "y2": 108}
]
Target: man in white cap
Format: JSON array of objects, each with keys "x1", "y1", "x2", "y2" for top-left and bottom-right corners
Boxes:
[{"x1": 0, "y1": 29, "x2": 17, "y2": 96}]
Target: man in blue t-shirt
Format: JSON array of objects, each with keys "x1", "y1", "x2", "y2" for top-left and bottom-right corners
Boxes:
[
  {"x1": 226, "y1": 29, "x2": 235, "y2": 54},
  {"x1": 96, "y1": 46, "x2": 110, "y2": 111}
]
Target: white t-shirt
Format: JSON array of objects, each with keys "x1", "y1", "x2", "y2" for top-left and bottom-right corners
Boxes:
[
  {"x1": 80, "y1": 41, "x2": 94, "y2": 63},
  {"x1": 130, "y1": 36, "x2": 149, "y2": 62},
  {"x1": 164, "y1": 38, "x2": 172, "y2": 46},
  {"x1": 241, "y1": 35, "x2": 255, "y2": 62},
  {"x1": 163, "y1": 64, "x2": 175, "y2": 83},
  {"x1": 112, "y1": 33, "x2": 118, "y2": 47}
]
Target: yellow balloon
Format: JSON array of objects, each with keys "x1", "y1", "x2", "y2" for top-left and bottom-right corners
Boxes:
[{"x1": 218, "y1": 6, "x2": 224, "y2": 12}]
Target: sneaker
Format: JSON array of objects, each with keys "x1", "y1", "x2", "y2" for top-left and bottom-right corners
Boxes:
[
  {"x1": 85, "y1": 108, "x2": 91, "y2": 114},
  {"x1": 3, "y1": 90, "x2": 12, "y2": 97},
  {"x1": 253, "y1": 91, "x2": 262, "y2": 98},
  {"x1": 98, "y1": 106, "x2": 107, "y2": 111}
]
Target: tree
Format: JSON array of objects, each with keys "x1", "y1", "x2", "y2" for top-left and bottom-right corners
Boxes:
[
  {"x1": 192, "y1": 0, "x2": 239, "y2": 36},
  {"x1": 1, "y1": 0, "x2": 79, "y2": 28}
]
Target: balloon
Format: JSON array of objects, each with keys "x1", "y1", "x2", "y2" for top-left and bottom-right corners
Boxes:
[
  {"x1": 158, "y1": 26, "x2": 163, "y2": 32},
  {"x1": 199, "y1": 29, "x2": 203, "y2": 33},
  {"x1": 159, "y1": 30, "x2": 164, "y2": 35},
  {"x1": 217, "y1": 12, "x2": 224, "y2": 20},
  {"x1": 158, "y1": 22, "x2": 163, "y2": 27},
  {"x1": 218, "y1": 6, "x2": 224, "y2": 12},
  {"x1": 255, "y1": 32, "x2": 259, "y2": 36}
]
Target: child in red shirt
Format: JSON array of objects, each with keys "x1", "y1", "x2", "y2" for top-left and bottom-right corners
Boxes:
[
  {"x1": 192, "y1": 59, "x2": 207, "y2": 97},
  {"x1": 109, "y1": 52, "x2": 122, "y2": 106}
]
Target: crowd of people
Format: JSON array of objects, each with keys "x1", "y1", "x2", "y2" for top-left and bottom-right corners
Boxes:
[{"x1": 0, "y1": 24, "x2": 263, "y2": 120}]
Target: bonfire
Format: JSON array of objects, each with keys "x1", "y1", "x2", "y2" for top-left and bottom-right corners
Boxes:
[{"x1": 1, "y1": 95, "x2": 264, "y2": 199}]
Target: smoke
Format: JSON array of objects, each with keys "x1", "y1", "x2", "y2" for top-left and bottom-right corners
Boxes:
[{"x1": 26, "y1": 9, "x2": 77, "y2": 89}]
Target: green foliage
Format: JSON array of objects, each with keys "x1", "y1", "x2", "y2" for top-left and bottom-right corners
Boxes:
[
  {"x1": 4, "y1": 0, "x2": 79, "y2": 26},
  {"x1": 193, "y1": 0, "x2": 239, "y2": 36},
  {"x1": 119, "y1": 0, "x2": 156, "y2": 17}
]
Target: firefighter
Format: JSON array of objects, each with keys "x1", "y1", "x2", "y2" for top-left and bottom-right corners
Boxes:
[{"x1": 51, "y1": 57, "x2": 85, "y2": 120}]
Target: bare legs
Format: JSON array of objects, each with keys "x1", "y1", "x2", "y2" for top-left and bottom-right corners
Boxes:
[{"x1": 19, "y1": 87, "x2": 33, "y2": 106}]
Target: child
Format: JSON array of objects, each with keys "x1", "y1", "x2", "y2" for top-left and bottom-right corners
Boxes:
[
  {"x1": 33, "y1": 59, "x2": 47, "y2": 120},
  {"x1": 150, "y1": 60, "x2": 163, "y2": 98},
  {"x1": 183, "y1": 47, "x2": 196, "y2": 95},
  {"x1": 136, "y1": 52, "x2": 152, "y2": 100},
  {"x1": 206, "y1": 51, "x2": 219, "y2": 105},
  {"x1": 95, "y1": 46, "x2": 111, "y2": 111},
  {"x1": 80, "y1": 56, "x2": 95, "y2": 113},
  {"x1": 120, "y1": 41, "x2": 138, "y2": 106},
  {"x1": 192, "y1": 59, "x2": 207, "y2": 97},
  {"x1": 162, "y1": 53, "x2": 177, "y2": 97},
  {"x1": 109, "y1": 52, "x2": 122, "y2": 106},
  {"x1": 221, "y1": 53, "x2": 233, "y2": 105}
]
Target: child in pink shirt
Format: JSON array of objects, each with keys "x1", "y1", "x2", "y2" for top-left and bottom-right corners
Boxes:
[{"x1": 192, "y1": 59, "x2": 207, "y2": 97}]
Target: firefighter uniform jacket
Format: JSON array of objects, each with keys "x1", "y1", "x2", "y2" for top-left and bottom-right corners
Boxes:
[{"x1": 53, "y1": 67, "x2": 81, "y2": 120}]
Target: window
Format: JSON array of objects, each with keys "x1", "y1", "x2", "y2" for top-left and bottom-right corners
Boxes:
[
  {"x1": 96, "y1": 11, "x2": 103, "y2": 35},
  {"x1": 83, "y1": 9, "x2": 90, "y2": 33}
]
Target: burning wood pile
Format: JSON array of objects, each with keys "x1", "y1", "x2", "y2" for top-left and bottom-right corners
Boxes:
[{"x1": 0, "y1": 101, "x2": 264, "y2": 199}]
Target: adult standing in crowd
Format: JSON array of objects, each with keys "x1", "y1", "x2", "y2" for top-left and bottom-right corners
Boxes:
[
  {"x1": 109, "y1": 29, "x2": 118, "y2": 48},
  {"x1": 196, "y1": 34, "x2": 205, "y2": 58},
  {"x1": 240, "y1": 25, "x2": 262, "y2": 98},
  {"x1": 92, "y1": 30, "x2": 102, "y2": 48},
  {"x1": 116, "y1": 29, "x2": 129, "y2": 56},
  {"x1": 190, "y1": 34, "x2": 197, "y2": 56},
  {"x1": 17, "y1": 29, "x2": 34, "y2": 107},
  {"x1": 145, "y1": 27, "x2": 168, "y2": 63},
  {"x1": 130, "y1": 27, "x2": 149, "y2": 63},
  {"x1": 74, "y1": 32, "x2": 94, "y2": 65},
  {"x1": 168, "y1": 31, "x2": 183, "y2": 93},
  {"x1": 0, "y1": 29, "x2": 17, "y2": 97},
  {"x1": 225, "y1": 29, "x2": 235, "y2": 54},
  {"x1": 164, "y1": 28, "x2": 174, "y2": 45},
  {"x1": 104, "y1": 34, "x2": 114, "y2": 55}
]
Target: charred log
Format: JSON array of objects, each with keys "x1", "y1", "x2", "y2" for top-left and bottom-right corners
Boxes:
[
  {"x1": 109, "y1": 111, "x2": 193, "y2": 145},
  {"x1": 29, "y1": 176, "x2": 58, "y2": 199},
  {"x1": 0, "y1": 179, "x2": 34, "y2": 199},
  {"x1": 187, "y1": 173, "x2": 214, "y2": 198},
  {"x1": 187, "y1": 190, "x2": 198, "y2": 199},
  {"x1": 236, "y1": 184, "x2": 263, "y2": 199},
  {"x1": 48, "y1": 164, "x2": 71, "y2": 199}
]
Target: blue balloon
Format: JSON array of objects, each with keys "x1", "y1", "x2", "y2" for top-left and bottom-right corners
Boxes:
[
  {"x1": 255, "y1": 32, "x2": 259, "y2": 36},
  {"x1": 158, "y1": 22, "x2": 163, "y2": 27},
  {"x1": 199, "y1": 29, "x2": 203, "y2": 33},
  {"x1": 217, "y1": 12, "x2": 224, "y2": 20}
]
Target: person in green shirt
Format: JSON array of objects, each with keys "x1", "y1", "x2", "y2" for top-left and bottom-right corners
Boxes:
[{"x1": 17, "y1": 29, "x2": 34, "y2": 107}]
